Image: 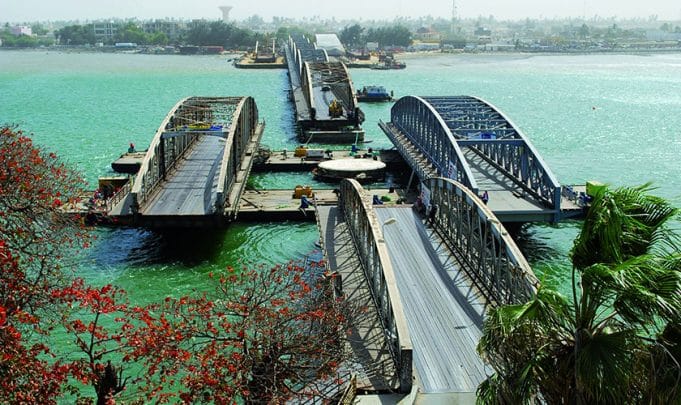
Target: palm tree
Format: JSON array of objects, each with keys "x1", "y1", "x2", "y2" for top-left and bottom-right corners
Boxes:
[{"x1": 477, "y1": 184, "x2": 681, "y2": 404}]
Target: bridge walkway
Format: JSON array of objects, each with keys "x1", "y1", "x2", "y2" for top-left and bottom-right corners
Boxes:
[
  {"x1": 462, "y1": 147, "x2": 548, "y2": 221},
  {"x1": 317, "y1": 205, "x2": 400, "y2": 392},
  {"x1": 374, "y1": 206, "x2": 487, "y2": 394},
  {"x1": 142, "y1": 135, "x2": 224, "y2": 216}
]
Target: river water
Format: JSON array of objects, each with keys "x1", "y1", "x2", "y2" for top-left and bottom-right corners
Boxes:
[{"x1": 1, "y1": 50, "x2": 680, "y2": 300}]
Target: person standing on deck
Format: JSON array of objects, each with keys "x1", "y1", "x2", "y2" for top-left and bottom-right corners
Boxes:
[
  {"x1": 299, "y1": 195, "x2": 310, "y2": 216},
  {"x1": 428, "y1": 203, "x2": 437, "y2": 225}
]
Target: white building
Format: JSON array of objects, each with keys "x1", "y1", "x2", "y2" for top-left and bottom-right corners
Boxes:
[
  {"x1": 315, "y1": 34, "x2": 345, "y2": 57},
  {"x1": 10, "y1": 26, "x2": 32, "y2": 36}
]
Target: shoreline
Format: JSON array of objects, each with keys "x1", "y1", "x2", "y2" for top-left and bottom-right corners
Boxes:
[{"x1": 2, "y1": 46, "x2": 681, "y2": 59}]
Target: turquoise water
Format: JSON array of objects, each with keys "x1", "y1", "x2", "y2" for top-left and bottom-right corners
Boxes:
[{"x1": 2, "y1": 50, "x2": 681, "y2": 296}]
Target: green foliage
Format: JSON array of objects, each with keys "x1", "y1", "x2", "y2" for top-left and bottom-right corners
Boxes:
[
  {"x1": 147, "y1": 31, "x2": 168, "y2": 46},
  {"x1": 478, "y1": 184, "x2": 681, "y2": 404},
  {"x1": 31, "y1": 24, "x2": 49, "y2": 36},
  {"x1": 55, "y1": 24, "x2": 95, "y2": 45},
  {"x1": 0, "y1": 29, "x2": 53, "y2": 48},
  {"x1": 338, "y1": 24, "x2": 412, "y2": 48},
  {"x1": 114, "y1": 22, "x2": 147, "y2": 44},
  {"x1": 339, "y1": 24, "x2": 364, "y2": 48},
  {"x1": 186, "y1": 20, "x2": 258, "y2": 48},
  {"x1": 571, "y1": 183, "x2": 679, "y2": 269}
]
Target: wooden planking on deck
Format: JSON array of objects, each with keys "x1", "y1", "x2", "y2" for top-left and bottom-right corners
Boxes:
[
  {"x1": 142, "y1": 136, "x2": 225, "y2": 216},
  {"x1": 316, "y1": 206, "x2": 400, "y2": 393},
  {"x1": 374, "y1": 207, "x2": 488, "y2": 394}
]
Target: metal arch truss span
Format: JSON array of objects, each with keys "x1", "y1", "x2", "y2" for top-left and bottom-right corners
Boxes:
[
  {"x1": 425, "y1": 177, "x2": 539, "y2": 304},
  {"x1": 338, "y1": 179, "x2": 413, "y2": 393},
  {"x1": 130, "y1": 96, "x2": 259, "y2": 216},
  {"x1": 379, "y1": 96, "x2": 479, "y2": 194},
  {"x1": 383, "y1": 95, "x2": 562, "y2": 219}
]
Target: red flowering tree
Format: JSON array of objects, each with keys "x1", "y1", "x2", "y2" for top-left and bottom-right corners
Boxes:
[
  {"x1": 0, "y1": 126, "x2": 356, "y2": 403},
  {"x1": 126, "y1": 263, "x2": 354, "y2": 403},
  {"x1": 0, "y1": 126, "x2": 88, "y2": 402}
]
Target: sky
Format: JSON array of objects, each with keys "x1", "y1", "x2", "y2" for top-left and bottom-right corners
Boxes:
[{"x1": 2, "y1": 0, "x2": 680, "y2": 23}]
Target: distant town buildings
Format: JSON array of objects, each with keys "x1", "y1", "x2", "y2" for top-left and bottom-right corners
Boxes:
[
  {"x1": 142, "y1": 20, "x2": 186, "y2": 42},
  {"x1": 93, "y1": 22, "x2": 117, "y2": 42},
  {"x1": 415, "y1": 27, "x2": 441, "y2": 42},
  {"x1": 10, "y1": 26, "x2": 32, "y2": 36}
]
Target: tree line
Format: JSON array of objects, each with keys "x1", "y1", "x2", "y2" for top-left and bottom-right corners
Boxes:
[
  {"x1": 42, "y1": 21, "x2": 264, "y2": 49},
  {"x1": 339, "y1": 23, "x2": 413, "y2": 48}
]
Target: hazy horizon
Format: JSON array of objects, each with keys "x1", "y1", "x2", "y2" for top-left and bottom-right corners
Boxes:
[{"x1": 3, "y1": 0, "x2": 681, "y2": 23}]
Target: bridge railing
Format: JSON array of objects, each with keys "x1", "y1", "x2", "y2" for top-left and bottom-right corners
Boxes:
[
  {"x1": 130, "y1": 97, "x2": 193, "y2": 212},
  {"x1": 300, "y1": 62, "x2": 315, "y2": 114},
  {"x1": 468, "y1": 96, "x2": 562, "y2": 211},
  {"x1": 425, "y1": 177, "x2": 539, "y2": 304},
  {"x1": 385, "y1": 96, "x2": 479, "y2": 194},
  {"x1": 339, "y1": 179, "x2": 413, "y2": 392},
  {"x1": 215, "y1": 97, "x2": 259, "y2": 215}
]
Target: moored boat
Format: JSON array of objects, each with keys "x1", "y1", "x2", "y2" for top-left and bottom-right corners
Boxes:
[{"x1": 357, "y1": 86, "x2": 393, "y2": 102}]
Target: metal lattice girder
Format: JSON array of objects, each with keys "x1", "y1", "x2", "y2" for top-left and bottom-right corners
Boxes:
[
  {"x1": 338, "y1": 179, "x2": 413, "y2": 393},
  {"x1": 424, "y1": 177, "x2": 539, "y2": 304},
  {"x1": 290, "y1": 33, "x2": 328, "y2": 72},
  {"x1": 387, "y1": 95, "x2": 562, "y2": 215},
  {"x1": 382, "y1": 96, "x2": 480, "y2": 193},
  {"x1": 307, "y1": 61, "x2": 351, "y2": 86},
  {"x1": 130, "y1": 96, "x2": 259, "y2": 214}
]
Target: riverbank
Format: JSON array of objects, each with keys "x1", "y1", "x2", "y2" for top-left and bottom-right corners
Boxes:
[{"x1": 3, "y1": 45, "x2": 680, "y2": 59}]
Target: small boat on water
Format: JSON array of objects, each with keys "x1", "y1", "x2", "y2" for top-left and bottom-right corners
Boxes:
[
  {"x1": 111, "y1": 151, "x2": 146, "y2": 174},
  {"x1": 370, "y1": 56, "x2": 406, "y2": 70},
  {"x1": 357, "y1": 86, "x2": 393, "y2": 102}
]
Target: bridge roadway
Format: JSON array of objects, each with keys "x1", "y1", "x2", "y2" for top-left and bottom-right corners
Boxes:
[
  {"x1": 318, "y1": 178, "x2": 538, "y2": 400},
  {"x1": 124, "y1": 96, "x2": 262, "y2": 226},
  {"x1": 141, "y1": 134, "x2": 224, "y2": 216},
  {"x1": 375, "y1": 206, "x2": 487, "y2": 393},
  {"x1": 286, "y1": 35, "x2": 364, "y2": 143},
  {"x1": 319, "y1": 204, "x2": 486, "y2": 395}
]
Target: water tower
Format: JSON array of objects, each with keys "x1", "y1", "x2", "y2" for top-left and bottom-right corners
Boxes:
[{"x1": 219, "y1": 6, "x2": 233, "y2": 22}]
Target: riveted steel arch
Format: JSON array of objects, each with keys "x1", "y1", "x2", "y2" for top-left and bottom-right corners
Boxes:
[
  {"x1": 338, "y1": 179, "x2": 413, "y2": 392},
  {"x1": 424, "y1": 96, "x2": 562, "y2": 212},
  {"x1": 388, "y1": 96, "x2": 479, "y2": 193},
  {"x1": 216, "y1": 96, "x2": 260, "y2": 216},
  {"x1": 424, "y1": 177, "x2": 539, "y2": 303}
]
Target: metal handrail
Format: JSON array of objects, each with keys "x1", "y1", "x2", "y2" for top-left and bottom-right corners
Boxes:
[
  {"x1": 385, "y1": 96, "x2": 480, "y2": 193},
  {"x1": 130, "y1": 97, "x2": 192, "y2": 211},
  {"x1": 105, "y1": 179, "x2": 132, "y2": 212},
  {"x1": 425, "y1": 177, "x2": 539, "y2": 304},
  {"x1": 339, "y1": 179, "x2": 413, "y2": 392}
]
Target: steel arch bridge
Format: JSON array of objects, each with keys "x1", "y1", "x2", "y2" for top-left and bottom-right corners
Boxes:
[
  {"x1": 285, "y1": 35, "x2": 364, "y2": 141},
  {"x1": 380, "y1": 95, "x2": 572, "y2": 223},
  {"x1": 126, "y1": 96, "x2": 263, "y2": 226}
]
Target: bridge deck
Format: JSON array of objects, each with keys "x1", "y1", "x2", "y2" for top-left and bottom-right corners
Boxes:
[
  {"x1": 462, "y1": 147, "x2": 550, "y2": 222},
  {"x1": 374, "y1": 206, "x2": 488, "y2": 394},
  {"x1": 142, "y1": 135, "x2": 225, "y2": 216}
]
